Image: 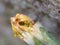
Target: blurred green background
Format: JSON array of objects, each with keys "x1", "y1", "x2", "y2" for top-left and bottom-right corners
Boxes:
[{"x1": 0, "y1": 0, "x2": 60, "y2": 45}]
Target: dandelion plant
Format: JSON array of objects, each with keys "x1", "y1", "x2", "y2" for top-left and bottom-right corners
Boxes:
[{"x1": 10, "y1": 13, "x2": 60, "y2": 45}]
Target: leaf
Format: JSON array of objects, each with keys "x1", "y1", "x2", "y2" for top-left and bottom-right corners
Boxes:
[{"x1": 33, "y1": 37, "x2": 45, "y2": 45}]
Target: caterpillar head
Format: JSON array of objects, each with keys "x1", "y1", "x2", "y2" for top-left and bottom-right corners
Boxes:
[{"x1": 10, "y1": 13, "x2": 36, "y2": 38}]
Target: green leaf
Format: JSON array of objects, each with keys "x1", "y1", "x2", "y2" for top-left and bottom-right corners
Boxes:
[
  {"x1": 39, "y1": 27, "x2": 60, "y2": 45},
  {"x1": 33, "y1": 37, "x2": 45, "y2": 45}
]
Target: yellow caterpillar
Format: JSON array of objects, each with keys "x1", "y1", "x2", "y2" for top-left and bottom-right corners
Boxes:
[{"x1": 10, "y1": 13, "x2": 35, "y2": 39}]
